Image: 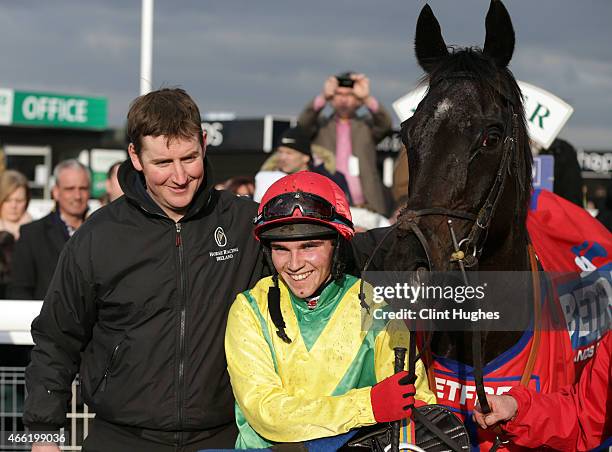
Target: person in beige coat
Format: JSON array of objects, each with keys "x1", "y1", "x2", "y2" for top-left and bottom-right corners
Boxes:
[{"x1": 298, "y1": 72, "x2": 392, "y2": 215}]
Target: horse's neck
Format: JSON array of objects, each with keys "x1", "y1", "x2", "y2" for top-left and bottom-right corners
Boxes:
[
  {"x1": 479, "y1": 195, "x2": 531, "y2": 271},
  {"x1": 479, "y1": 232, "x2": 530, "y2": 271},
  {"x1": 431, "y1": 222, "x2": 530, "y2": 365}
]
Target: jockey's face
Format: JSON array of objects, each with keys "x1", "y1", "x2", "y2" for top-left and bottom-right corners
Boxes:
[{"x1": 270, "y1": 238, "x2": 334, "y2": 299}]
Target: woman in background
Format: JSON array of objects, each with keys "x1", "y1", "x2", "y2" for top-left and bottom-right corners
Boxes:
[{"x1": 0, "y1": 170, "x2": 32, "y2": 298}]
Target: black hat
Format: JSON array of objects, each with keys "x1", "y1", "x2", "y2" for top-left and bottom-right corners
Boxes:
[{"x1": 277, "y1": 126, "x2": 312, "y2": 158}]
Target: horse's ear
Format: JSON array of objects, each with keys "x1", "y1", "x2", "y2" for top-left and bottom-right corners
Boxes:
[
  {"x1": 415, "y1": 4, "x2": 449, "y2": 73},
  {"x1": 482, "y1": 0, "x2": 515, "y2": 68}
]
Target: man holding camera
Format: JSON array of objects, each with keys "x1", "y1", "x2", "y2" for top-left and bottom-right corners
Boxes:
[{"x1": 298, "y1": 72, "x2": 392, "y2": 215}]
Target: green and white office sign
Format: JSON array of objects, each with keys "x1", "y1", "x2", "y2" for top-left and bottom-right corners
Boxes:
[
  {"x1": 0, "y1": 88, "x2": 107, "y2": 130},
  {"x1": 0, "y1": 88, "x2": 14, "y2": 126},
  {"x1": 392, "y1": 81, "x2": 573, "y2": 149}
]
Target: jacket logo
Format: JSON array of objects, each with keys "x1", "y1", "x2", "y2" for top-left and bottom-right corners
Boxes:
[{"x1": 214, "y1": 227, "x2": 227, "y2": 247}]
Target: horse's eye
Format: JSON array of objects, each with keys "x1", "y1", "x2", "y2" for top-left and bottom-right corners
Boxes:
[{"x1": 482, "y1": 129, "x2": 502, "y2": 147}]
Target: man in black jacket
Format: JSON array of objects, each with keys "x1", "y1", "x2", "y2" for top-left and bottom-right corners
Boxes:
[
  {"x1": 8, "y1": 159, "x2": 90, "y2": 300},
  {"x1": 25, "y1": 88, "x2": 265, "y2": 452},
  {"x1": 24, "y1": 89, "x2": 390, "y2": 452}
]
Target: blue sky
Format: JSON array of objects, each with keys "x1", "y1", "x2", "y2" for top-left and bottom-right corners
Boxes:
[{"x1": 1, "y1": 0, "x2": 611, "y2": 149}]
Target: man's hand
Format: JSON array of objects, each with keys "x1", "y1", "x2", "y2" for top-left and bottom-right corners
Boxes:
[
  {"x1": 473, "y1": 394, "x2": 518, "y2": 429},
  {"x1": 322, "y1": 76, "x2": 338, "y2": 101},
  {"x1": 351, "y1": 73, "x2": 370, "y2": 103},
  {"x1": 32, "y1": 443, "x2": 60, "y2": 452}
]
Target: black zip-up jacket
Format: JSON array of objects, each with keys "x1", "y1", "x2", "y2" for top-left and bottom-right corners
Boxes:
[{"x1": 24, "y1": 159, "x2": 265, "y2": 435}]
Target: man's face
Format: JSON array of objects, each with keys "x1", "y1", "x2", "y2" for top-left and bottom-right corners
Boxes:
[
  {"x1": 270, "y1": 238, "x2": 334, "y2": 298},
  {"x1": 52, "y1": 168, "x2": 90, "y2": 219},
  {"x1": 276, "y1": 146, "x2": 310, "y2": 174},
  {"x1": 331, "y1": 86, "x2": 359, "y2": 119},
  {"x1": 128, "y1": 133, "x2": 205, "y2": 222},
  {"x1": 105, "y1": 165, "x2": 124, "y2": 202}
]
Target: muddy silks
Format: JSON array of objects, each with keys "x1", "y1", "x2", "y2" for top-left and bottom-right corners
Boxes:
[{"x1": 225, "y1": 275, "x2": 435, "y2": 449}]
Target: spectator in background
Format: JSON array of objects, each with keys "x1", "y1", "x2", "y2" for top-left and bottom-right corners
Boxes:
[
  {"x1": 595, "y1": 180, "x2": 612, "y2": 231},
  {"x1": 223, "y1": 176, "x2": 255, "y2": 198},
  {"x1": 0, "y1": 170, "x2": 32, "y2": 240},
  {"x1": 0, "y1": 170, "x2": 32, "y2": 298},
  {"x1": 539, "y1": 138, "x2": 584, "y2": 207},
  {"x1": 392, "y1": 144, "x2": 409, "y2": 205},
  {"x1": 254, "y1": 126, "x2": 351, "y2": 203},
  {"x1": 105, "y1": 160, "x2": 125, "y2": 203},
  {"x1": 8, "y1": 159, "x2": 90, "y2": 300},
  {"x1": 298, "y1": 72, "x2": 392, "y2": 215}
]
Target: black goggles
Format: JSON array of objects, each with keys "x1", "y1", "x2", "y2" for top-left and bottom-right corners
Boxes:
[{"x1": 254, "y1": 192, "x2": 353, "y2": 228}]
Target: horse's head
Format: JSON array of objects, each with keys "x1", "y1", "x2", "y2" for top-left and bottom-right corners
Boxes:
[{"x1": 398, "y1": 0, "x2": 532, "y2": 272}]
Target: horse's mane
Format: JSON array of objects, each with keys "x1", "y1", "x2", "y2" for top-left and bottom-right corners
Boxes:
[{"x1": 421, "y1": 47, "x2": 533, "y2": 229}]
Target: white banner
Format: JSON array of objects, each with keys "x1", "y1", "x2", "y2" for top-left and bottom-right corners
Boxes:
[{"x1": 392, "y1": 81, "x2": 573, "y2": 149}]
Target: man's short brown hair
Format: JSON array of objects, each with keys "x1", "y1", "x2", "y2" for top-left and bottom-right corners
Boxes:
[{"x1": 127, "y1": 88, "x2": 204, "y2": 155}]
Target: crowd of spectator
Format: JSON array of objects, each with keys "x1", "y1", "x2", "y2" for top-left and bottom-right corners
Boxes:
[{"x1": 0, "y1": 71, "x2": 609, "y2": 304}]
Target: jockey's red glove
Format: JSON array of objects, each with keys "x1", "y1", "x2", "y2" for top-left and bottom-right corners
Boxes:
[{"x1": 370, "y1": 371, "x2": 416, "y2": 423}]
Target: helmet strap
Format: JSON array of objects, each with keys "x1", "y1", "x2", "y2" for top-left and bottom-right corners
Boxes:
[
  {"x1": 264, "y1": 248, "x2": 291, "y2": 344},
  {"x1": 331, "y1": 236, "x2": 348, "y2": 282}
]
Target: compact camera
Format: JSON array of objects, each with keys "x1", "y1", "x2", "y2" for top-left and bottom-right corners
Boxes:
[{"x1": 335, "y1": 74, "x2": 354, "y2": 88}]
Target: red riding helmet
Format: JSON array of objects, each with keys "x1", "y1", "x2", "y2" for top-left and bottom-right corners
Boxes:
[{"x1": 254, "y1": 171, "x2": 354, "y2": 241}]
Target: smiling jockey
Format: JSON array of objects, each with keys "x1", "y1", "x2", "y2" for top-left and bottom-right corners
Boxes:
[{"x1": 224, "y1": 171, "x2": 435, "y2": 449}]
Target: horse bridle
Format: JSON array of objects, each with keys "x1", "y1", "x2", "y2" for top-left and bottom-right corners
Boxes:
[{"x1": 398, "y1": 100, "x2": 519, "y2": 271}]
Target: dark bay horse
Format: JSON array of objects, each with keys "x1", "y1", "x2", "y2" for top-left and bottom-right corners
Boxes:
[
  {"x1": 382, "y1": 1, "x2": 546, "y2": 447},
  {"x1": 388, "y1": 0, "x2": 532, "y2": 364}
]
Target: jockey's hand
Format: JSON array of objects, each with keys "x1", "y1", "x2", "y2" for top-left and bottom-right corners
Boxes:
[
  {"x1": 473, "y1": 394, "x2": 518, "y2": 429},
  {"x1": 371, "y1": 371, "x2": 415, "y2": 423}
]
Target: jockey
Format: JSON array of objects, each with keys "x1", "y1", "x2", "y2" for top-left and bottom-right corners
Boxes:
[{"x1": 225, "y1": 171, "x2": 435, "y2": 449}]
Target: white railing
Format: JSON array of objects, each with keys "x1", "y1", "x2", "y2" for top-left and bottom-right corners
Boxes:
[
  {"x1": 0, "y1": 368, "x2": 93, "y2": 451},
  {"x1": 0, "y1": 302, "x2": 93, "y2": 450}
]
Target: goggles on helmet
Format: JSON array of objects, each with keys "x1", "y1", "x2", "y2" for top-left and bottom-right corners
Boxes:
[{"x1": 254, "y1": 191, "x2": 353, "y2": 229}]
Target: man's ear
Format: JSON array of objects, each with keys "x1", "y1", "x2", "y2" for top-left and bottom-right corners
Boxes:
[
  {"x1": 51, "y1": 185, "x2": 58, "y2": 201},
  {"x1": 201, "y1": 131, "x2": 207, "y2": 158},
  {"x1": 128, "y1": 143, "x2": 144, "y2": 172}
]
